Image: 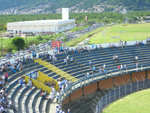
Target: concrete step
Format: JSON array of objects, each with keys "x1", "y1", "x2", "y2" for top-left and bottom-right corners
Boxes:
[
  {"x1": 20, "y1": 86, "x2": 32, "y2": 112},
  {"x1": 27, "y1": 89, "x2": 41, "y2": 113}
]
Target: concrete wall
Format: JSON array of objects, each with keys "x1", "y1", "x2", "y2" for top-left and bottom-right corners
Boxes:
[
  {"x1": 99, "y1": 77, "x2": 113, "y2": 89},
  {"x1": 132, "y1": 71, "x2": 146, "y2": 82},
  {"x1": 62, "y1": 70, "x2": 150, "y2": 106},
  {"x1": 84, "y1": 82, "x2": 97, "y2": 95},
  {"x1": 70, "y1": 88, "x2": 82, "y2": 101},
  {"x1": 115, "y1": 74, "x2": 130, "y2": 86}
]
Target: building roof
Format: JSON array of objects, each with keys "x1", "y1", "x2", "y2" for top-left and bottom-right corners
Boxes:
[{"x1": 7, "y1": 19, "x2": 75, "y2": 26}]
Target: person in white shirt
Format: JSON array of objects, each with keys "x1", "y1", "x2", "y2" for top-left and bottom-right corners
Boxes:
[
  {"x1": 64, "y1": 59, "x2": 67, "y2": 65},
  {"x1": 87, "y1": 72, "x2": 90, "y2": 77},
  {"x1": 115, "y1": 55, "x2": 119, "y2": 60},
  {"x1": 50, "y1": 90, "x2": 55, "y2": 101},
  {"x1": 29, "y1": 78, "x2": 32, "y2": 90},
  {"x1": 56, "y1": 91, "x2": 60, "y2": 103},
  {"x1": 135, "y1": 56, "x2": 138, "y2": 62},
  {"x1": 120, "y1": 64, "x2": 123, "y2": 69},
  {"x1": 136, "y1": 62, "x2": 139, "y2": 68},
  {"x1": 103, "y1": 64, "x2": 106, "y2": 69},
  {"x1": 52, "y1": 87, "x2": 56, "y2": 95}
]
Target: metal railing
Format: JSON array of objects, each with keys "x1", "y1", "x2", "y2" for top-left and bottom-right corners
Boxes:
[
  {"x1": 94, "y1": 77, "x2": 150, "y2": 113},
  {"x1": 58, "y1": 65, "x2": 149, "y2": 105}
]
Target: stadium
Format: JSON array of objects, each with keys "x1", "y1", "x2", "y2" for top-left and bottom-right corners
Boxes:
[
  {"x1": 1, "y1": 36, "x2": 150, "y2": 113},
  {"x1": 1, "y1": 8, "x2": 150, "y2": 113}
]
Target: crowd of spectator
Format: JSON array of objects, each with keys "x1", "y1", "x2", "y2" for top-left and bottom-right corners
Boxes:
[
  {"x1": 0, "y1": 56, "x2": 33, "y2": 75},
  {"x1": 0, "y1": 72, "x2": 17, "y2": 112}
]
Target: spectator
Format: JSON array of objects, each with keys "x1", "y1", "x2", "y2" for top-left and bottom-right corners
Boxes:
[
  {"x1": 5, "y1": 72, "x2": 8, "y2": 84},
  {"x1": 50, "y1": 90, "x2": 55, "y2": 101},
  {"x1": 136, "y1": 62, "x2": 139, "y2": 68},
  {"x1": 112, "y1": 44, "x2": 116, "y2": 49},
  {"x1": 44, "y1": 81, "x2": 48, "y2": 86},
  {"x1": 93, "y1": 66, "x2": 96, "y2": 73},
  {"x1": 104, "y1": 68, "x2": 107, "y2": 73},
  {"x1": 99, "y1": 45, "x2": 103, "y2": 49},
  {"x1": 135, "y1": 41, "x2": 138, "y2": 46},
  {"x1": 32, "y1": 50, "x2": 36, "y2": 60},
  {"x1": 124, "y1": 64, "x2": 127, "y2": 69},
  {"x1": 135, "y1": 56, "x2": 138, "y2": 62},
  {"x1": 48, "y1": 80, "x2": 52, "y2": 87},
  {"x1": 103, "y1": 64, "x2": 106, "y2": 69},
  {"x1": 118, "y1": 65, "x2": 120, "y2": 70},
  {"x1": 121, "y1": 64, "x2": 123, "y2": 70},
  {"x1": 89, "y1": 60, "x2": 92, "y2": 68},
  {"x1": 70, "y1": 57, "x2": 75, "y2": 63},
  {"x1": 40, "y1": 91, "x2": 48, "y2": 100},
  {"x1": 99, "y1": 68, "x2": 102, "y2": 73},
  {"x1": 146, "y1": 37, "x2": 148, "y2": 44},
  {"x1": 29, "y1": 78, "x2": 32, "y2": 90},
  {"x1": 124, "y1": 41, "x2": 127, "y2": 48},
  {"x1": 87, "y1": 72, "x2": 90, "y2": 78}
]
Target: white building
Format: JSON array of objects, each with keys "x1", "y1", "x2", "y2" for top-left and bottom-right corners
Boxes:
[{"x1": 7, "y1": 8, "x2": 75, "y2": 34}]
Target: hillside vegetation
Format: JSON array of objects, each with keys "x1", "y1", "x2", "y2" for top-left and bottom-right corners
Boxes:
[{"x1": 0, "y1": 0, "x2": 150, "y2": 11}]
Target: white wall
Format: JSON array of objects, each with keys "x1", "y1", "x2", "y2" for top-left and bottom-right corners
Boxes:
[
  {"x1": 7, "y1": 20, "x2": 75, "y2": 33},
  {"x1": 62, "y1": 8, "x2": 69, "y2": 20}
]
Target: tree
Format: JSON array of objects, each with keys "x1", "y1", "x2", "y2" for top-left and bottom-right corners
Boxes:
[
  {"x1": 11, "y1": 37, "x2": 25, "y2": 50},
  {"x1": 6, "y1": 43, "x2": 17, "y2": 52}
]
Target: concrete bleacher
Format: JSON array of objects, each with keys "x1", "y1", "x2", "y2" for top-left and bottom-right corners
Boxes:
[
  {"x1": 50, "y1": 45, "x2": 150, "y2": 80},
  {"x1": 5, "y1": 44, "x2": 150, "y2": 113},
  {"x1": 5, "y1": 61, "x2": 52, "y2": 113}
]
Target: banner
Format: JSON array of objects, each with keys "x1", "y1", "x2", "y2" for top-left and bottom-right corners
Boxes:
[{"x1": 52, "y1": 41, "x2": 61, "y2": 49}]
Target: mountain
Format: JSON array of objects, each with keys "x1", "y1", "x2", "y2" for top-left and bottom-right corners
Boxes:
[{"x1": 0, "y1": 0, "x2": 150, "y2": 14}]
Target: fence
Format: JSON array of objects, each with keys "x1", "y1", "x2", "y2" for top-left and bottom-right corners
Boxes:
[
  {"x1": 58, "y1": 64, "x2": 148, "y2": 105},
  {"x1": 94, "y1": 78, "x2": 150, "y2": 113}
]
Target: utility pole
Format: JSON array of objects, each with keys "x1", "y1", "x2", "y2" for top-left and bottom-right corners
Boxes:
[
  {"x1": 26, "y1": 32, "x2": 27, "y2": 50},
  {"x1": 55, "y1": 26, "x2": 56, "y2": 38},
  {"x1": 0, "y1": 35, "x2": 3, "y2": 56}
]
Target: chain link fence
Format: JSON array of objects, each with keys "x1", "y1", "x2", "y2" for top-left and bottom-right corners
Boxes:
[{"x1": 94, "y1": 78, "x2": 150, "y2": 113}]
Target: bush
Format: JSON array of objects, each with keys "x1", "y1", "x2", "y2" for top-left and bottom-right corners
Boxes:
[
  {"x1": 37, "y1": 35, "x2": 43, "y2": 41},
  {"x1": 11, "y1": 37, "x2": 25, "y2": 50},
  {"x1": 6, "y1": 43, "x2": 17, "y2": 52}
]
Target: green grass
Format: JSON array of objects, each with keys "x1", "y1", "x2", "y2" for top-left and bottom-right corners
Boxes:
[
  {"x1": 89, "y1": 23, "x2": 150, "y2": 44},
  {"x1": 103, "y1": 89, "x2": 150, "y2": 113},
  {"x1": 66, "y1": 26, "x2": 104, "y2": 46}
]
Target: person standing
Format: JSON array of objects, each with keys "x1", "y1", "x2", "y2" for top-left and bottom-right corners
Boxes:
[
  {"x1": 89, "y1": 60, "x2": 92, "y2": 68},
  {"x1": 29, "y1": 78, "x2": 32, "y2": 90},
  {"x1": 5, "y1": 72, "x2": 8, "y2": 84}
]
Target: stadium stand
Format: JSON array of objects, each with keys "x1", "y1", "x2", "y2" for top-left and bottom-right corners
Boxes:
[{"x1": 3, "y1": 43, "x2": 150, "y2": 113}]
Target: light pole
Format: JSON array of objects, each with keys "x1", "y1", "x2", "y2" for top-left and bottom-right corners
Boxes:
[
  {"x1": 0, "y1": 35, "x2": 2, "y2": 56},
  {"x1": 25, "y1": 32, "x2": 27, "y2": 50}
]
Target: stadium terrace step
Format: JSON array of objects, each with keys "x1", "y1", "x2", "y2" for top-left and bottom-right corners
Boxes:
[
  {"x1": 34, "y1": 59, "x2": 78, "y2": 82},
  {"x1": 39, "y1": 93, "x2": 49, "y2": 113},
  {"x1": 32, "y1": 89, "x2": 42, "y2": 113}
]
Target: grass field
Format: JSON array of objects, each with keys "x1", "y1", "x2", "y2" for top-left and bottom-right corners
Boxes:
[
  {"x1": 103, "y1": 88, "x2": 150, "y2": 113},
  {"x1": 89, "y1": 23, "x2": 150, "y2": 44}
]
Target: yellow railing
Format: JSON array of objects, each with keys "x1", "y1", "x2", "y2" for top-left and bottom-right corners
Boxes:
[
  {"x1": 34, "y1": 59, "x2": 78, "y2": 82},
  {"x1": 25, "y1": 75, "x2": 52, "y2": 93}
]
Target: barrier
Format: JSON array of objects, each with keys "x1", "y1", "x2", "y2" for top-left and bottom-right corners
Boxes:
[
  {"x1": 37, "y1": 71, "x2": 59, "y2": 91},
  {"x1": 25, "y1": 75, "x2": 52, "y2": 93},
  {"x1": 34, "y1": 59, "x2": 78, "y2": 82},
  {"x1": 59, "y1": 65, "x2": 150, "y2": 106},
  {"x1": 94, "y1": 78, "x2": 150, "y2": 113}
]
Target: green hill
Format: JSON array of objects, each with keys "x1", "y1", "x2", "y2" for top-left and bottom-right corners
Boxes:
[{"x1": 0, "y1": 0, "x2": 150, "y2": 12}]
